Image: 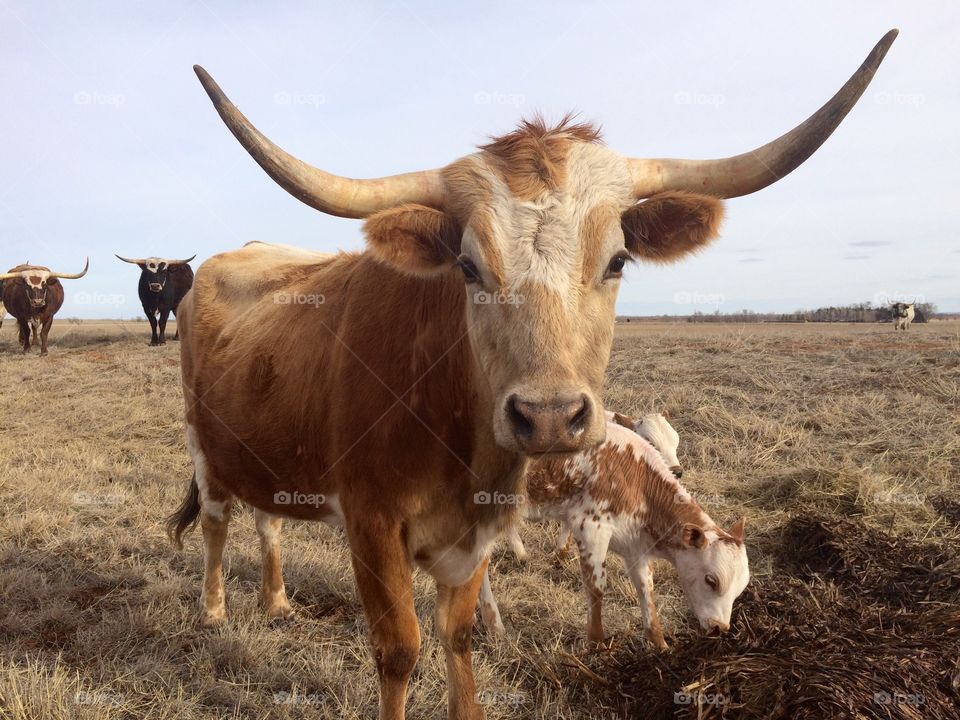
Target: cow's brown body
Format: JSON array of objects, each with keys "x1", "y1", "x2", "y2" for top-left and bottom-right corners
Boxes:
[
  {"x1": 171, "y1": 31, "x2": 897, "y2": 720},
  {"x1": 1, "y1": 265, "x2": 66, "y2": 356}
]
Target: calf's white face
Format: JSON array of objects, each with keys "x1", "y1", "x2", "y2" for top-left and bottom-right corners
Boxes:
[{"x1": 674, "y1": 523, "x2": 750, "y2": 632}]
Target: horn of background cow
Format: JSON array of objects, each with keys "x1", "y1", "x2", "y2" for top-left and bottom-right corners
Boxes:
[
  {"x1": 193, "y1": 66, "x2": 446, "y2": 218},
  {"x1": 0, "y1": 271, "x2": 25, "y2": 281},
  {"x1": 628, "y1": 29, "x2": 898, "y2": 199},
  {"x1": 116, "y1": 254, "x2": 147, "y2": 265},
  {"x1": 49, "y1": 257, "x2": 90, "y2": 280},
  {"x1": 163, "y1": 254, "x2": 197, "y2": 266}
]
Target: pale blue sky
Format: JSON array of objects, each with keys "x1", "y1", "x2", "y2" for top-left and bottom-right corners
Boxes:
[{"x1": 1, "y1": 1, "x2": 957, "y2": 317}]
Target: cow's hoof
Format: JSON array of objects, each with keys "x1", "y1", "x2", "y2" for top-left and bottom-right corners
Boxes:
[
  {"x1": 263, "y1": 599, "x2": 296, "y2": 624},
  {"x1": 40, "y1": 351, "x2": 48, "y2": 357},
  {"x1": 200, "y1": 608, "x2": 227, "y2": 628}
]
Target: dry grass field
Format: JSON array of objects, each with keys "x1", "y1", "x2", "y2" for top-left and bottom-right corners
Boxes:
[{"x1": 0, "y1": 319, "x2": 958, "y2": 719}]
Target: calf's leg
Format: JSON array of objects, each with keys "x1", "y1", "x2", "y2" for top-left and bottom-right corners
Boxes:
[
  {"x1": 574, "y1": 521, "x2": 612, "y2": 645},
  {"x1": 477, "y1": 565, "x2": 504, "y2": 635},
  {"x1": 627, "y1": 557, "x2": 667, "y2": 650}
]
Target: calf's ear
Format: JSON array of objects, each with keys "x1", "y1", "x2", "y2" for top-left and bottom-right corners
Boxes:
[
  {"x1": 364, "y1": 204, "x2": 462, "y2": 275},
  {"x1": 729, "y1": 518, "x2": 745, "y2": 543},
  {"x1": 622, "y1": 191, "x2": 724, "y2": 263},
  {"x1": 681, "y1": 523, "x2": 708, "y2": 550}
]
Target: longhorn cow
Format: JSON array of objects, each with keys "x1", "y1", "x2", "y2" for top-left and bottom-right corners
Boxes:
[
  {"x1": 116, "y1": 255, "x2": 196, "y2": 345},
  {"x1": 168, "y1": 31, "x2": 898, "y2": 720},
  {"x1": 0, "y1": 260, "x2": 89, "y2": 355},
  {"x1": 891, "y1": 301, "x2": 915, "y2": 330}
]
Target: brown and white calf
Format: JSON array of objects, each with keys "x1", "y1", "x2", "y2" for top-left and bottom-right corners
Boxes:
[
  {"x1": 503, "y1": 410, "x2": 682, "y2": 562},
  {"x1": 478, "y1": 419, "x2": 748, "y2": 650},
  {"x1": 170, "y1": 33, "x2": 893, "y2": 720}
]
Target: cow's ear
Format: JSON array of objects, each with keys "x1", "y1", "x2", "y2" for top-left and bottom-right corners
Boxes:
[
  {"x1": 364, "y1": 204, "x2": 462, "y2": 275},
  {"x1": 622, "y1": 191, "x2": 724, "y2": 263}
]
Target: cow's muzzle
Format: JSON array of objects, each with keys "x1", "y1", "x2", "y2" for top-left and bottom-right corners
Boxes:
[
  {"x1": 505, "y1": 393, "x2": 593, "y2": 454},
  {"x1": 149, "y1": 283, "x2": 164, "y2": 292}
]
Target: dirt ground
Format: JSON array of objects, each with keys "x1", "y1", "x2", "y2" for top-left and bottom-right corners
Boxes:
[{"x1": 0, "y1": 319, "x2": 957, "y2": 719}]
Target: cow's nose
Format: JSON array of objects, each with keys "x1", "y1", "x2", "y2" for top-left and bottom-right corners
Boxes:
[
  {"x1": 670, "y1": 465, "x2": 684, "y2": 479},
  {"x1": 506, "y1": 394, "x2": 591, "y2": 454}
]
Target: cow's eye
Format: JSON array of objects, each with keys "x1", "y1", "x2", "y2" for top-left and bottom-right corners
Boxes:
[
  {"x1": 458, "y1": 256, "x2": 481, "y2": 284},
  {"x1": 705, "y1": 573, "x2": 719, "y2": 591},
  {"x1": 604, "y1": 252, "x2": 630, "y2": 280}
]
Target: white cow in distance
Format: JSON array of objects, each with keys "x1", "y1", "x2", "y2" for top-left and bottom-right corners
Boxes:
[{"x1": 892, "y1": 302, "x2": 915, "y2": 330}]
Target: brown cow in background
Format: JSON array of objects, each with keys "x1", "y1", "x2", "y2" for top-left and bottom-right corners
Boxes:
[{"x1": 0, "y1": 260, "x2": 89, "y2": 355}]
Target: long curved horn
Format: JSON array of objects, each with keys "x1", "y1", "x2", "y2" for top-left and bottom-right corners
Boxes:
[
  {"x1": 49, "y1": 257, "x2": 89, "y2": 280},
  {"x1": 0, "y1": 271, "x2": 25, "y2": 281},
  {"x1": 628, "y1": 30, "x2": 898, "y2": 199},
  {"x1": 162, "y1": 254, "x2": 197, "y2": 266},
  {"x1": 116, "y1": 254, "x2": 148, "y2": 265},
  {"x1": 193, "y1": 66, "x2": 445, "y2": 218}
]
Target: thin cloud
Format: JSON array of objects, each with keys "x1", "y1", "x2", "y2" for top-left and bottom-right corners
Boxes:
[
  {"x1": 739, "y1": 258, "x2": 763, "y2": 263},
  {"x1": 849, "y1": 241, "x2": 891, "y2": 247},
  {"x1": 843, "y1": 254, "x2": 871, "y2": 260}
]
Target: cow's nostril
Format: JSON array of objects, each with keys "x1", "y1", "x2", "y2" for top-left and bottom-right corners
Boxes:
[
  {"x1": 671, "y1": 466, "x2": 684, "y2": 479},
  {"x1": 567, "y1": 395, "x2": 589, "y2": 436},
  {"x1": 506, "y1": 395, "x2": 533, "y2": 440}
]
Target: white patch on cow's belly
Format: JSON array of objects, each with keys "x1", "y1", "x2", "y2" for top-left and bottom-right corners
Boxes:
[
  {"x1": 185, "y1": 424, "x2": 229, "y2": 520},
  {"x1": 321, "y1": 493, "x2": 345, "y2": 526},
  {"x1": 416, "y1": 522, "x2": 500, "y2": 587}
]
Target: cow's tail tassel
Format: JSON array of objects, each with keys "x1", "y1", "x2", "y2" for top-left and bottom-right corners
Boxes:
[{"x1": 166, "y1": 473, "x2": 201, "y2": 549}]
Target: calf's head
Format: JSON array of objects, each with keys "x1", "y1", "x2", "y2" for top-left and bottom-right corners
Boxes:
[
  {"x1": 674, "y1": 519, "x2": 749, "y2": 633},
  {"x1": 192, "y1": 30, "x2": 896, "y2": 455}
]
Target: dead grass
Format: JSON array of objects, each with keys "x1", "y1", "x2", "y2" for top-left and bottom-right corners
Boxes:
[{"x1": 0, "y1": 320, "x2": 957, "y2": 719}]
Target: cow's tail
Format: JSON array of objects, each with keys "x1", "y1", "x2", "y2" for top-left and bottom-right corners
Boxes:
[{"x1": 166, "y1": 473, "x2": 201, "y2": 549}]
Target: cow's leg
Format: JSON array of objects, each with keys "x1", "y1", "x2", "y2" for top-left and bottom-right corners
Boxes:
[
  {"x1": 199, "y1": 494, "x2": 232, "y2": 626},
  {"x1": 146, "y1": 309, "x2": 159, "y2": 345},
  {"x1": 505, "y1": 525, "x2": 527, "y2": 563},
  {"x1": 157, "y1": 309, "x2": 170, "y2": 345},
  {"x1": 436, "y1": 558, "x2": 487, "y2": 720},
  {"x1": 38, "y1": 316, "x2": 53, "y2": 356},
  {"x1": 254, "y1": 509, "x2": 295, "y2": 621},
  {"x1": 30, "y1": 320, "x2": 39, "y2": 345},
  {"x1": 477, "y1": 565, "x2": 504, "y2": 636},
  {"x1": 17, "y1": 319, "x2": 30, "y2": 352},
  {"x1": 186, "y1": 425, "x2": 233, "y2": 626},
  {"x1": 626, "y1": 556, "x2": 667, "y2": 650},
  {"x1": 574, "y1": 522, "x2": 612, "y2": 645},
  {"x1": 172, "y1": 309, "x2": 179, "y2": 341},
  {"x1": 348, "y1": 519, "x2": 420, "y2": 720}
]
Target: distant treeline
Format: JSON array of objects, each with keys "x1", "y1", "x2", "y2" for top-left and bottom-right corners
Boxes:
[{"x1": 684, "y1": 302, "x2": 937, "y2": 324}]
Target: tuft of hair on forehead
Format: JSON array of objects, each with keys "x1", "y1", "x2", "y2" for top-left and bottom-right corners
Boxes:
[{"x1": 478, "y1": 113, "x2": 603, "y2": 200}]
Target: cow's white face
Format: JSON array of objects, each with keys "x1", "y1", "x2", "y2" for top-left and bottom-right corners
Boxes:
[
  {"x1": 365, "y1": 124, "x2": 724, "y2": 456},
  {"x1": 141, "y1": 258, "x2": 169, "y2": 292},
  {"x1": 22, "y1": 271, "x2": 52, "y2": 309},
  {"x1": 674, "y1": 524, "x2": 749, "y2": 632},
  {"x1": 455, "y1": 143, "x2": 633, "y2": 454}
]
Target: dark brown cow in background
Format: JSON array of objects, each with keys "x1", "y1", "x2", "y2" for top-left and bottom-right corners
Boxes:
[
  {"x1": 116, "y1": 255, "x2": 196, "y2": 345},
  {"x1": 0, "y1": 260, "x2": 89, "y2": 355}
]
